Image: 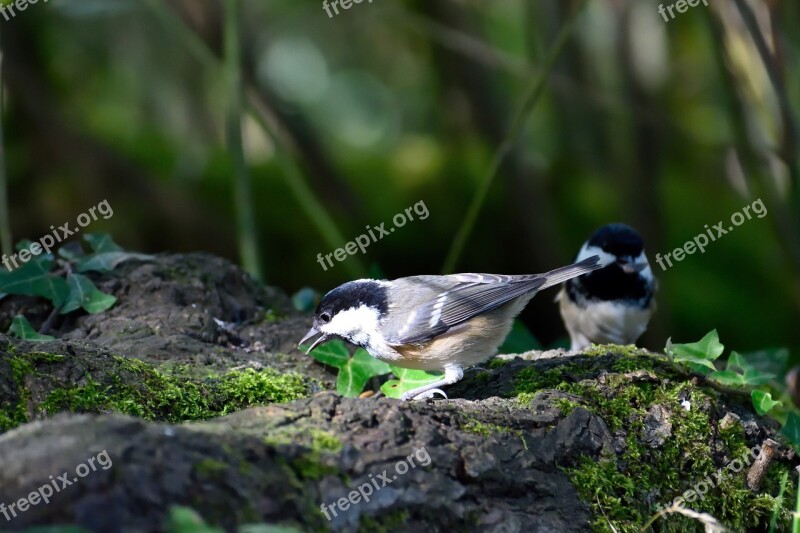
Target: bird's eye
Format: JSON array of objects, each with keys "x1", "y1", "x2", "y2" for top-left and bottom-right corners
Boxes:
[{"x1": 320, "y1": 312, "x2": 331, "y2": 323}]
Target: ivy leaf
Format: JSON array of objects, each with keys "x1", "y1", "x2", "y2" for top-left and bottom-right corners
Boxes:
[
  {"x1": 76, "y1": 251, "x2": 153, "y2": 273},
  {"x1": 15, "y1": 239, "x2": 35, "y2": 252},
  {"x1": 0, "y1": 257, "x2": 68, "y2": 308},
  {"x1": 751, "y1": 390, "x2": 782, "y2": 416},
  {"x1": 499, "y1": 320, "x2": 541, "y2": 354},
  {"x1": 84, "y1": 233, "x2": 124, "y2": 253},
  {"x1": 7, "y1": 315, "x2": 55, "y2": 341},
  {"x1": 336, "y1": 349, "x2": 391, "y2": 397},
  {"x1": 303, "y1": 338, "x2": 351, "y2": 369},
  {"x1": 303, "y1": 339, "x2": 391, "y2": 396},
  {"x1": 58, "y1": 241, "x2": 86, "y2": 262},
  {"x1": 665, "y1": 330, "x2": 724, "y2": 373},
  {"x1": 291, "y1": 287, "x2": 318, "y2": 313},
  {"x1": 60, "y1": 274, "x2": 117, "y2": 314},
  {"x1": 780, "y1": 412, "x2": 800, "y2": 449},
  {"x1": 709, "y1": 369, "x2": 745, "y2": 386},
  {"x1": 710, "y1": 351, "x2": 775, "y2": 387},
  {"x1": 381, "y1": 367, "x2": 444, "y2": 399},
  {"x1": 740, "y1": 348, "x2": 790, "y2": 378}
]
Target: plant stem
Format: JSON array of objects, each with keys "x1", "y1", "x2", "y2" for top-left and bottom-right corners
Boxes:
[
  {"x1": 441, "y1": 0, "x2": 589, "y2": 274},
  {"x1": 0, "y1": 34, "x2": 12, "y2": 257},
  {"x1": 794, "y1": 474, "x2": 800, "y2": 533},
  {"x1": 144, "y1": 0, "x2": 366, "y2": 279},
  {"x1": 223, "y1": 0, "x2": 262, "y2": 281}
]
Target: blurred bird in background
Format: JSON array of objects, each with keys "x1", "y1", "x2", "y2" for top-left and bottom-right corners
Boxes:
[{"x1": 557, "y1": 224, "x2": 657, "y2": 350}]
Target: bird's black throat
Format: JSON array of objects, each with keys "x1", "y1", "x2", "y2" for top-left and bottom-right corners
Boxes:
[{"x1": 567, "y1": 265, "x2": 652, "y2": 307}]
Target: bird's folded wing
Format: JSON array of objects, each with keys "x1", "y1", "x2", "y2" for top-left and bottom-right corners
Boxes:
[{"x1": 384, "y1": 273, "x2": 546, "y2": 345}]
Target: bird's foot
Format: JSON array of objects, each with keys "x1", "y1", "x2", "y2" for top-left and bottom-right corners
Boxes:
[{"x1": 400, "y1": 388, "x2": 449, "y2": 401}]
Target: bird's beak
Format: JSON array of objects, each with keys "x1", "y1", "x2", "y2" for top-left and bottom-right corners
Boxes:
[
  {"x1": 619, "y1": 260, "x2": 647, "y2": 274},
  {"x1": 298, "y1": 326, "x2": 330, "y2": 354}
]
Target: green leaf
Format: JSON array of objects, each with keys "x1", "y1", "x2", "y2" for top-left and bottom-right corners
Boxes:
[
  {"x1": 381, "y1": 366, "x2": 444, "y2": 399},
  {"x1": 335, "y1": 349, "x2": 391, "y2": 397},
  {"x1": 84, "y1": 233, "x2": 123, "y2": 253},
  {"x1": 76, "y1": 251, "x2": 153, "y2": 273},
  {"x1": 0, "y1": 257, "x2": 69, "y2": 308},
  {"x1": 709, "y1": 369, "x2": 746, "y2": 386},
  {"x1": 166, "y1": 506, "x2": 224, "y2": 533},
  {"x1": 304, "y1": 338, "x2": 351, "y2": 369},
  {"x1": 710, "y1": 351, "x2": 776, "y2": 387},
  {"x1": 665, "y1": 330, "x2": 724, "y2": 372},
  {"x1": 58, "y1": 241, "x2": 86, "y2": 261},
  {"x1": 741, "y1": 348, "x2": 790, "y2": 378},
  {"x1": 7, "y1": 315, "x2": 55, "y2": 341},
  {"x1": 752, "y1": 390, "x2": 782, "y2": 416},
  {"x1": 498, "y1": 320, "x2": 541, "y2": 354},
  {"x1": 780, "y1": 411, "x2": 800, "y2": 448},
  {"x1": 727, "y1": 351, "x2": 748, "y2": 372},
  {"x1": 290, "y1": 287, "x2": 318, "y2": 313},
  {"x1": 60, "y1": 274, "x2": 117, "y2": 314}
]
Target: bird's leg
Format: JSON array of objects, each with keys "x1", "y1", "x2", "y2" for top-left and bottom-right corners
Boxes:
[{"x1": 400, "y1": 365, "x2": 464, "y2": 401}]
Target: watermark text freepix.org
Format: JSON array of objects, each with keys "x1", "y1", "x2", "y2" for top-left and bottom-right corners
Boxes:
[
  {"x1": 320, "y1": 446, "x2": 431, "y2": 520},
  {"x1": 0, "y1": 0, "x2": 49, "y2": 22},
  {"x1": 0, "y1": 450, "x2": 112, "y2": 522},
  {"x1": 2, "y1": 199, "x2": 114, "y2": 272},
  {"x1": 658, "y1": 0, "x2": 709, "y2": 23},
  {"x1": 317, "y1": 200, "x2": 429, "y2": 271},
  {"x1": 654, "y1": 198, "x2": 766, "y2": 272},
  {"x1": 322, "y1": 0, "x2": 374, "y2": 19}
]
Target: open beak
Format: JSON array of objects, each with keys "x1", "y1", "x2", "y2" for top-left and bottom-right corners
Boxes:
[
  {"x1": 619, "y1": 260, "x2": 647, "y2": 274},
  {"x1": 298, "y1": 326, "x2": 330, "y2": 354}
]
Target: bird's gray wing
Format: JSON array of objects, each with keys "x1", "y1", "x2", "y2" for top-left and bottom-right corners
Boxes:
[
  {"x1": 383, "y1": 273, "x2": 547, "y2": 345},
  {"x1": 383, "y1": 256, "x2": 601, "y2": 345}
]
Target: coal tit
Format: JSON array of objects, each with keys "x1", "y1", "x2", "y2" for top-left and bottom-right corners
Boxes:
[
  {"x1": 556, "y1": 223, "x2": 657, "y2": 350},
  {"x1": 299, "y1": 256, "x2": 603, "y2": 400}
]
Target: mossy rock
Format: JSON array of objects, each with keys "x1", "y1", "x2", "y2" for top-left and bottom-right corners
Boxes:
[
  {"x1": 0, "y1": 345, "x2": 794, "y2": 532},
  {"x1": 0, "y1": 336, "x2": 322, "y2": 432}
]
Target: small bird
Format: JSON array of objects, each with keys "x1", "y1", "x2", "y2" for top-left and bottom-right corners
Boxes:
[
  {"x1": 557, "y1": 223, "x2": 656, "y2": 351},
  {"x1": 299, "y1": 256, "x2": 603, "y2": 400}
]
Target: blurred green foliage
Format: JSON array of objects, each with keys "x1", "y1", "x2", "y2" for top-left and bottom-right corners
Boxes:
[{"x1": 0, "y1": 0, "x2": 798, "y2": 360}]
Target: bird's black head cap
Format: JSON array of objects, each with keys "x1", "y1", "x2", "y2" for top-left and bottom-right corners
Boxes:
[
  {"x1": 314, "y1": 280, "x2": 389, "y2": 324},
  {"x1": 588, "y1": 223, "x2": 644, "y2": 258}
]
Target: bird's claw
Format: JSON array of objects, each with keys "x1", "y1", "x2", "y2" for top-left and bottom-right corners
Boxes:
[{"x1": 400, "y1": 388, "x2": 448, "y2": 401}]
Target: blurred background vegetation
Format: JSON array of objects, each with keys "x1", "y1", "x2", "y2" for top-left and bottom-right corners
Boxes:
[{"x1": 0, "y1": 0, "x2": 798, "y2": 358}]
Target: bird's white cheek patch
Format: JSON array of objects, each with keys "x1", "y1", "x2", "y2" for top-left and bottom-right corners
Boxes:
[
  {"x1": 577, "y1": 244, "x2": 616, "y2": 267},
  {"x1": 321, "y1": 306, "x2": 381, "y2": 346}
]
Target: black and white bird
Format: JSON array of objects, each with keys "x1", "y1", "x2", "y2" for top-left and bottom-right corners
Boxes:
[
  {"x1": 299, "y1": 256, "x2": 603, "y2": 400},
  {"x1": 556, "y1": 223, "x2": 657, "y2": 351}
]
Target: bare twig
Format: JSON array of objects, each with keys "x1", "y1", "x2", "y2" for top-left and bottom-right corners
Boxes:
[{"x1": 640, "y1": 502, "x2": 727, "y2": 532}]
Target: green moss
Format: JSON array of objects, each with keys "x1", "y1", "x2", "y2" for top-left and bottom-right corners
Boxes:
[
  {"x1": 502, "y1": 349, "x2": 793, "y2": 531},
  {"x1": 515, "y1": 392, "x2": 537, "y2": 405},
  {"x1": 289, "y1": 454, "x2": 340, "y2": 481},
  {"x1": 552, "y1": 397, "x2": 580, "y2": 416},
  {"x1": 358, "y1": 510, "x2": 411, "y2": 533},
  {"x1": 3, "y1": 352, "x2": 315, "y2": 431},
  {"x1": 487, "y1": 358, "x2": 508, "y2": 370},
  {"x1": 582, "y1": 344, "x2": 646, "y2": 359},
  {"x1": 194, "y1": 458, "x2": 230, "y2": 478},
  {"x1": 264, "y1": 428, "x2": 343, "y2": 482},
  {"x1": 1, "y1": 353, "x2": 46, "y2": 431},
  {"x1": 461, "y1": 419, "x2": 514, "y2": 437},
  {"x1": 558, "y1": 371, "x2": 792, "y2": 531},
  {"x1": 513, "y1": 365, "x2": 575, "y2": 393}
]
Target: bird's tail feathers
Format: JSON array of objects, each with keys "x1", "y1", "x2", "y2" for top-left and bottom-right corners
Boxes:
[{"x1": 538, "y1": 256, "x2": 602, "y2": 291}]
